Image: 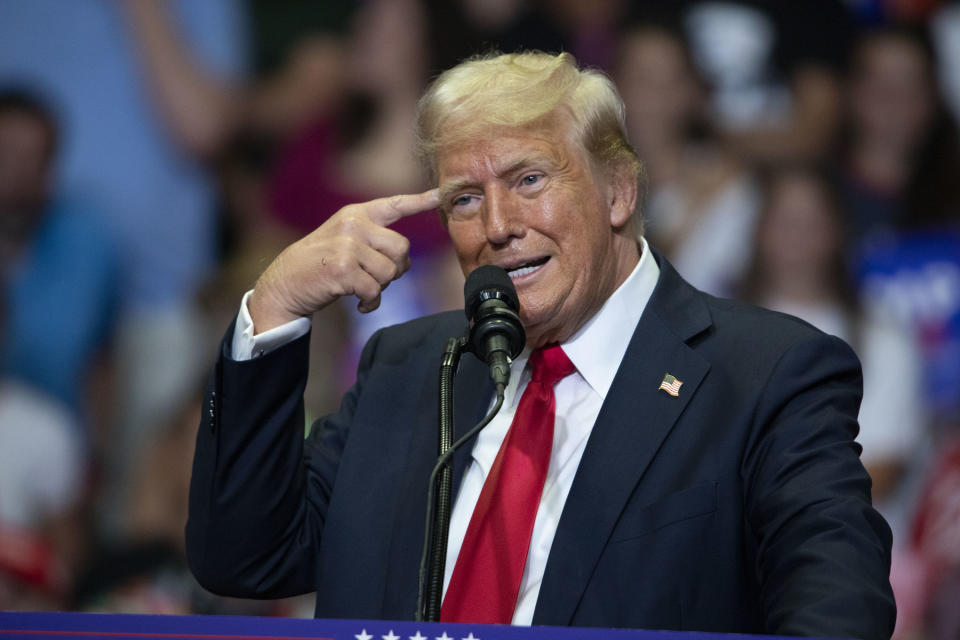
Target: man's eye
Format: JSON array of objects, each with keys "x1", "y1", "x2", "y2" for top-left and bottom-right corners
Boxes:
[
  {"x1": 521, "y1": 174, "x2": 541, "y2": 186},
  {"x1": 453, "y1": 195, "x2": 474, "y2": 207}
]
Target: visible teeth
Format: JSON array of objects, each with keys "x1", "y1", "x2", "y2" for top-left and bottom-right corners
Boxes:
[{"x1": 507, "y1": 263, "x2": 543, "y2": 279}]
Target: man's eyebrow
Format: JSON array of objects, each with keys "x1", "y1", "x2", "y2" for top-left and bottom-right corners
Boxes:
[
  {"x1": 438, "y1": 178, "x2": 473, "y2": 203},
  {"x1": 496, "y1": 154, "x2": 555, "y2": 179},
  {"x1": 438, "y1": 154, "x2": 558, "y2": 202}
]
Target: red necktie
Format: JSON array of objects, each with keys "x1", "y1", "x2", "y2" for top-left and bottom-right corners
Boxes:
[{"x1": 441, "y1": 344, "x2": 576, "y2": 624}]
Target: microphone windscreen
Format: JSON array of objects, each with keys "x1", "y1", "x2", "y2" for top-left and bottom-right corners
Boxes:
[{"x1": 463, "y1": 265, "x2": 519, "y2": 318}]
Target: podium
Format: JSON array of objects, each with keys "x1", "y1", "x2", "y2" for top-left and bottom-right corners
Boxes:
[{"x1": 0, "y1": 611, "x2": 828, "y2": 640}]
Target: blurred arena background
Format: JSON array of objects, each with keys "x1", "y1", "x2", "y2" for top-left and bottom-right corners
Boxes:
[{"x1": 0, "y1": 1, "x2": 958, "y2": 638}]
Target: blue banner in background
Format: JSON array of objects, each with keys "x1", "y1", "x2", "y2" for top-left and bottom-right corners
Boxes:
[{"x1": 856, "y1": 229, "x2": 960, "y2": 418}]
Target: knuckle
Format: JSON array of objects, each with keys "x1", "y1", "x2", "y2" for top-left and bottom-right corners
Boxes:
[
  {"x1": 340, "y1": 213, "x2": 362, "y2": 235},
  {"x1": 377, "y1": 265, "x2": 396, "y2": 285},
  {"x1": 328, "y1": 253, "x2": 353, "y2": 276},
  {"x1": 383, "y1": 236, "x2": 410, "y2": 264}
]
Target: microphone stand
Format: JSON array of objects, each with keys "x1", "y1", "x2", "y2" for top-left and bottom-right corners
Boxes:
[
  {"x1": 422, "y1": 336, "x2": 466, "y2": 622},
  {"x1": 417, "y1": 337, "x2": 507, "y2": 622}
]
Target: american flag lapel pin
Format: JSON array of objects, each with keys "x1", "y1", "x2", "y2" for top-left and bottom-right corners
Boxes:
[{"x1": 658, "y1": 373, "x2": 683, "y2": 397}]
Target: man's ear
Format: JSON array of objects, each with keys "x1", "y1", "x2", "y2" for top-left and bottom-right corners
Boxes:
[{"x1": 607, "y1": 163, "x2": 638, "y2": 230}]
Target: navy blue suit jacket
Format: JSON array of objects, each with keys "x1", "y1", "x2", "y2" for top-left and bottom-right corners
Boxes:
[{"x1": 186, "y1": 255, "x2": 895, "y2": 639}]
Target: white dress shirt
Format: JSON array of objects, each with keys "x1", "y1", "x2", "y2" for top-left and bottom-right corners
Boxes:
[{"x1": 231, "y1": 238, "x2": 661, "y2": 624}]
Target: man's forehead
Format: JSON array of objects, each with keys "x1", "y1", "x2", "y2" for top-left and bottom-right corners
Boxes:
[{"x1": 436, "y1": 126, "x2": 577, "y2": 185}]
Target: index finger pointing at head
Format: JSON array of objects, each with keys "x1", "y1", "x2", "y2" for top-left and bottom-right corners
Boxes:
[{"x1": 366, "y1": 189, "x2": 441, "y2": 227}]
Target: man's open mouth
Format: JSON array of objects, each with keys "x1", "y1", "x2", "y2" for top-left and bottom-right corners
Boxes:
[{"x1": 505, "y1": 256, "x2": 550, "y2": 279}]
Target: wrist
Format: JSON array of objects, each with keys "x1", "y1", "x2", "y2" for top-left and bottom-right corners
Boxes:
[{"x1": 248, "y1": 284, "x2": 304, "y2": 334}]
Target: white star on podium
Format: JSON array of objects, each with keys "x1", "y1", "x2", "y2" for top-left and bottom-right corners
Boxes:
[
  {"x1": 462, "y1": 634, "x2": 480, "y2": 640},
  {"x1": 383, "y1": 631, "x2": 400, "y2": 640},
  {"x1": 409, "y1": 632, "x2": 427, "y2": 640},
  {"x1": 436, "y1": 633, "x2": 453, "y2": 640},
  {"x1": 355, "y1": 630, "x2": 373, "y2": 640}
]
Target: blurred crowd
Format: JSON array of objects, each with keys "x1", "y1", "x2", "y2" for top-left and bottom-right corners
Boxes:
[{"x1": 0, "y1": 0, "x2": 959, "y2": 637}]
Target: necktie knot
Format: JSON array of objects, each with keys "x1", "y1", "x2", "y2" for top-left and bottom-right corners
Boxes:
[{"x1": 529, "y1": 344, "x2": 575, "y2": 387}]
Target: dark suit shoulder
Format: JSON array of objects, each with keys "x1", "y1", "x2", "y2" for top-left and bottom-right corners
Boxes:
[
  {"x1": 649, "y1": 252, "x2": 847, "y2": 368},
  {"x1": 705, "y1": 294, "x2": 827, "y2": 345},
  {"x1": 378, "y1": 309, "x2": 467, "y2": 342},
  {"x1": 361, "y1": 310, "x2": 468, "y2": 366},
  {"x1": 698, "y1": 293, "x2": 856, "y2": 367},
  {"x1": 662, "y1": 289, "x2": 862, "y2": 411}
]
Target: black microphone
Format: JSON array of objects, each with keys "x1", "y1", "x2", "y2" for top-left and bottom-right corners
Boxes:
[{"x1": 464, "y1": 265, "x2": 526, "y2": 389}]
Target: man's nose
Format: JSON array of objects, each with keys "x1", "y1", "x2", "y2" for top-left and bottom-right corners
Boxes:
[{"x1": 482, "y1": 185, "x2": 525, "y2": 245}]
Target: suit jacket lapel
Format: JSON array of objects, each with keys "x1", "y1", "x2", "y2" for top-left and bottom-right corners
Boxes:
[{"x1": 533, "y1": 257, "x2": 712, "y2": 625}]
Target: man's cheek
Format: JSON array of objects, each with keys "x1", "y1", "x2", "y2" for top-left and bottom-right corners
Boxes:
[
  {"x1": 450, "y1": 244, "x2": 477, "y2": 276},
  {"x1": 449, "y1": 228, "x2": 484, "y2": 267}
]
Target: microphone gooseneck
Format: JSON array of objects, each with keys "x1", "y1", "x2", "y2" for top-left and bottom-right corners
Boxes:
[{"x1": 464, "y1": 265, "x2": 526, "y2": 388}]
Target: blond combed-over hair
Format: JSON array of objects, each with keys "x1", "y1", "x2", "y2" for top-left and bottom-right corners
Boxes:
[{"x1": 415, "y1": 51, "x2": 644, "y2": 217}]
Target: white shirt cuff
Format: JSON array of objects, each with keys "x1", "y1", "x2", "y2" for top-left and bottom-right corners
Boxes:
[{"x1": 230, "y1": 290, "x2": 312, "y2": 361}]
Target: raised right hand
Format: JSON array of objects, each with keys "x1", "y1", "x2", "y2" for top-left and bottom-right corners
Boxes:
[{"x1": 248, "y1": 189, "x2": 441, "y2": 333}]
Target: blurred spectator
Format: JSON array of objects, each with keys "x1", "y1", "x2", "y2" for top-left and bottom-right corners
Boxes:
[
  {"x1": 908, "y1": 438, "x2": 960, "y2": 640},
  {"x1": 242, "y1": 1, "x2": 353, "y2": 141},
  {"x1": 0, "y1": 379, "x2": 85, "y2": 611},
  {"x1": 839, "y1": 26, "x2": 960, "y2": 432},
  {"x1": 742, "y1": 165, "x2": 927, "y2": 530},
  {"x1": 269, "y1": 0, "x2": 434, "y2": 234},
  {"x1": 67, "y1": 384, "x2": 314, "y2": 617},
  {"x1": 0, "y1": 287, "x2": 88, "y2": 611},
  {"x1": 124, "y1": 390, "x2": 201, "y2": 551},
  {"x1": 267, "y1": 0, "x2": 463, "y2": 392},
  {"x1": 0, "y1": 89, "x2": 117, "y2": 426},
  {"x1": 676, "y1": 0, "x2": 854, "y2": 163},
  {"x1": 838, "y1": 26, "x2": 960, "y2": 239},
  {"x1": 71, "y1": 539, "x2": 310, "y2": 617},
  {"x1": 72, "y1": 541, "x2": 193, "y2": 615},
  {"x1": 0, "y1": 92, "x2": 95, "y2": 608},
  {"x1": 0, "y1": 1, "x2": 247, "y2": 522},
  {"x1": 616, "y1": 21, "x2": 760, "y2": 297},
  {"x1": 0, "y1": 0, "x2": 244, "y2": 320},
  {"x1": 187, "y1": 3, "x2": 359, "y2": 419},
  {"x1": 113, "y1": 0, "x2": 248, "y2": 476}
]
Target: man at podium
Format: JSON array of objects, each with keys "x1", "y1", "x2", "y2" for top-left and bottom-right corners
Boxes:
[{"x1": 186, "y1": 52, "x2": 895, "y2": 640}]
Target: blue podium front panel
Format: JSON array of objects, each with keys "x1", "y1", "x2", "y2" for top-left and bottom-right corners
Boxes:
[{"x1": 0, "y1": 611, "x2": 813, "y2": 640}]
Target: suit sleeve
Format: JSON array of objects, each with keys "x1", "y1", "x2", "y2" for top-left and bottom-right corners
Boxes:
[
  {"x1": 742, "y1": 333, "x2": 896, "y2": 640},
  {"x1": 185, "y1": 318, "x2": 383, "y2": 598}
]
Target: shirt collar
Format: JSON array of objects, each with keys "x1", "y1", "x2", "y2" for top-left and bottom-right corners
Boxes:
[{"x1": 503, "y1": 237, "x2": 660, "y2": 405}]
